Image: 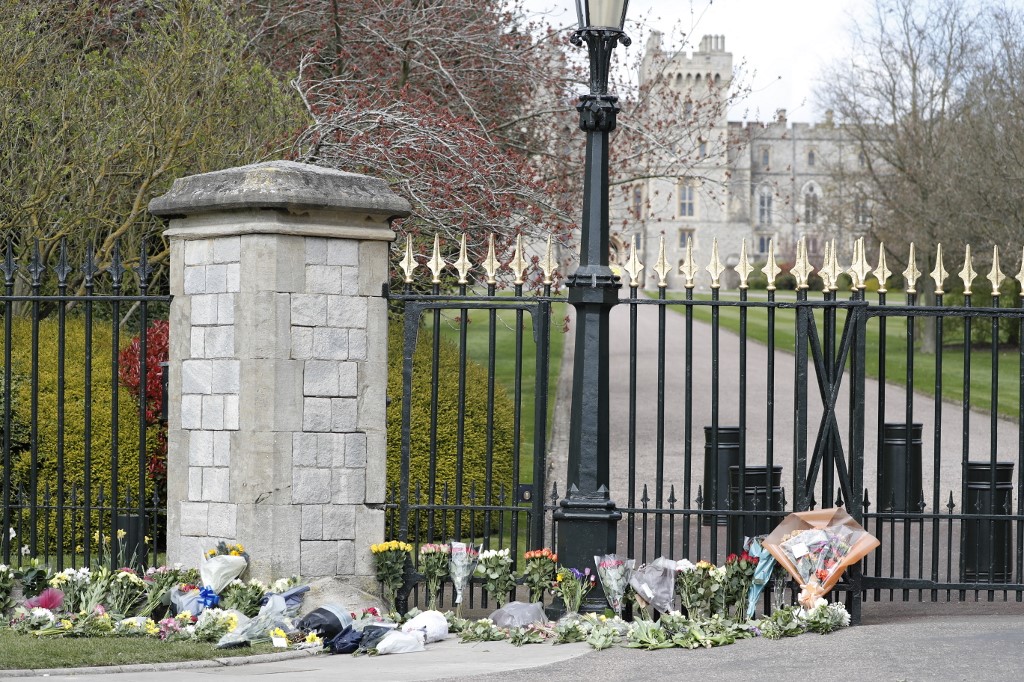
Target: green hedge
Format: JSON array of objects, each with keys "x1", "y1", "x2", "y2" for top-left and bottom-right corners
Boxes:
[
  {"x1": 386, "y1": 324, "x2": 515, "y2": 542},
  {"x1": 1, "y1": 316, "x2": 148, "y2": 554}
]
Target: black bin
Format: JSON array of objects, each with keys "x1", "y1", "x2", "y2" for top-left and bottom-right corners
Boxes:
[
  {"x1": 878, "y1": 423, "x2": 924, "y2": 512},
  {"x1": 727, "y1": 465, "x2": 784, "y2": 554},
  {"x1": 703, "y1": 426, "x2": 740, "y2": 526},
  {"x1": 961, "y1": 462, "x2": 1013, "y2": 582},
  {"x1": 115, "y1": 514, "x2": 147, "y2": 570}
]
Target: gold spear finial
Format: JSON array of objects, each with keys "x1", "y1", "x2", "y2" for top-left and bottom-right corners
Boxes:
[
  {"x1": 1016, "y1": 246, "x2": 1024, "y2": 297},
  {"x1": 706, "y1": 238, "x2": 725, "y2": 289},
  {"x1": 791, "y1": 237, "x2": 814, "y2": 290},
  {"x1": 763, "y1": 239, "x2": 782, "y2": 291},
  {"x1": 679, "y1": 235, "x2": 698, "y2": 289},
  {"x1": 850, "y1": 237, "x2": 871, "y2": 290},
  {"x1": 654, "y1": 235, "x2": 670, "y2": 288},
  {"x1": 820, "y1": 240, "x2": 841, "y2": 290},
  {"x1": 509, "y1": 234, "x2": 529, "y2": 285},
  {"x1": 873, "y1": 242, "x2": 892, "y2": 293},
  {"x1": 737, "y1": 239, "x2": 754, "y2": 289},
  {"x1": 958, "y1": 244, "x2": 976, "y2": 295},
  {"x1": 483, "y1": 234, "x2": 500, "y2": 284},
  {"x1": 541, "y1": 235, "x2": 557, "y2": 285},
  {"x1": 903, "y1": 242, "x2": 920, "y2": 294},
  {"x1": 930, "y1": 243, "x2": 948, "y2": 295},
  {"x1": 987, "y1": 245, "x2": 1006, "y2": 293},
  {"x1": 454, "y1": 234, "x2": 472, "y2": 285},
  {"x1": 622, "y1": 234, "x2": 644, "y2": 288},
  {"x1": 399, "y1": 233, "x2": 417, "y2": 284},
  {"x1": 427, "y1": 234, "x2": 445, "y2": 284}
]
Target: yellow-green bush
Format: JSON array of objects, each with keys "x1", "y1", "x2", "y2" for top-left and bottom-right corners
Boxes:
[
  {"x1": 386, "y1": 325, "x2": 515, "y2": 542},
  {"x1": 1, "y1": 316, "x2": 148, "y2": 554}
]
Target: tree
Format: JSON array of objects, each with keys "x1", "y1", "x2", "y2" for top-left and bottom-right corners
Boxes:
[
  {"x1": 817, "y1": 0, "x2": 1024, "y2": 270},
  {"x1": 0, "y1": 0, "x2": 302, "y2": 295}
]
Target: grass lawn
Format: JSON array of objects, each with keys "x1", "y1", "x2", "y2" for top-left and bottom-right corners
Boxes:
[
  {"x1": 428, "y1": 299, "x2": 567, "y2": 486},
  {"x1": 660, "y1": 289, "x2": 1021, "y2": 418},
  {"x1": 0, "y1": 627, "x2": 277, "y2": 670}
]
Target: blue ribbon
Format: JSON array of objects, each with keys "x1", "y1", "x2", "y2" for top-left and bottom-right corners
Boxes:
[{"x1": 199, "y1": 586, "x2": 220, "y2": 608}]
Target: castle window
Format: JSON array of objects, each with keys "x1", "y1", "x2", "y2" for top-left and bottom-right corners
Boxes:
[
  {"x1": 632, "y1": 185, "x2": 643, "y2": 219},
  {"x1": 698, "y1": 141, "x2": 707, "y2": 159},
  {"x1": 855, "y1": 196, "x2": 871, "y2": 225},
  {"x1": 804, "y1": 186, "x2": 819, "y2": 224},
  {"x1": 761, "y1": 147, "x2": 770, "y2": 168},
  {"x1": 757, "y1": 235, "x2": 771, "y2": 256},
  {"x1": 858, "y1": 151, "x2": 867, "y2": 168},
  {"x1": 678, "y1": 229, "x2": 694, "y2": 250},
  {"x1": 758, "y1": 186, "x2": 773, "y2": 225},
  {"x1": 807, "y1": 150, "x2": 816, "y2": 167},
  {"x1": 678, "y1": 181, "x2": 695, "y2": 218}
]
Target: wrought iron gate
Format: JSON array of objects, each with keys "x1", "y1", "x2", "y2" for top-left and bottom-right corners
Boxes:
[{"x1": 387, "y1": 235, "x2": 1024, "y2": 615}]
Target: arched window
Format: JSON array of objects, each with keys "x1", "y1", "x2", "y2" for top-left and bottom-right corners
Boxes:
[
  {"x1": 758, "y1": 186, "x2": 773, "y2": 226},
  {"x1": 804, "y1": 186, "x2": 819, "y2": 224}
]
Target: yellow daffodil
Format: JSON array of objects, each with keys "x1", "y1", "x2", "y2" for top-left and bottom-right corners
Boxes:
[{"x1": 116, "y1": 529, "x2": 126, "y2": 540}]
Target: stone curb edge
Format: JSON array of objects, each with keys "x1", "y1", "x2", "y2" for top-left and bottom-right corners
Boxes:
[{"x1": 0, "y1": 648, "x2": 318, "y2": 678}]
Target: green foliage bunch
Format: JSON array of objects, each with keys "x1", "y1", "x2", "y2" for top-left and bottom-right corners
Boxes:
[
  {"x1": 1, "y1": 316, "x2": 148, "y2": 553},
  {"x1": 0, "y1": 0, "x2": 302, "y2": 293},
  {"x1": 386, "y1": 326, "x2": 515, "y2": 541}
]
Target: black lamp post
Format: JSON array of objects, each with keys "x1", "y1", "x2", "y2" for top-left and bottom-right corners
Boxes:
[{"x1": 553, "y1": 0, "x2": 629, "y2": 614}]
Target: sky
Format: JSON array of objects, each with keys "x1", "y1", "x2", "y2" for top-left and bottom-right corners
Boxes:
[{"x1": 521, "y1": 0, "x2": 875, "y2": 123}]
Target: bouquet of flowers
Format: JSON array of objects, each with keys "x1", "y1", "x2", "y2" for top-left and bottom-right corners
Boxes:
[
  {"x1": 763, "y1": 507, "x2": 879, "y2": 609},
  {"x1": 371, "y1": 541, "x2": 412, "y2": 613},
  {"x1": 114, "y1": 616, "x2": 161, "y2": 637},
  {"x1": 551, "y1": 566, "x2": 595, "y2": 615},
  {"x1": 47, "y1": 567, "x2": 92, "y2": 613},
  {"x1": 220, "y1": 578, "x2": 269, "y2": 617},
  {"x1": 107, "y1": 568, "x2": 147, "y2": 616},
  {"x1": 476, "y1": 548, "x2": 516, "y2": 608},
  {"x1": 448, "y1": 542, "x2": 479, "y2": 618},
  {"x1": 594, "y1": 554, "x2": 634, "y2": 618},
  {"x1": 192, "y1": 607, "x2": 240, "y2": 642},
  {"x1": 675, "y1": 560, "x2": 724, "y2": 620},
  {"x1": 520, "y1": 548, "x2": 557, "y2": 603},
  {"x1": 722, "y1": 551, "x2": 758, "y2": 621},
  {"x1": 201, "y1": 542, "x2": 249, "y2": 594},
  {"x1": 418, "y1": 543, "x2": 450, "y2": 611}
]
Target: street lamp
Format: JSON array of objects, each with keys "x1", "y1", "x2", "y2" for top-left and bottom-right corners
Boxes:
[{"x1": 553, "y1": 0, "x2": 629, "y2": 614}]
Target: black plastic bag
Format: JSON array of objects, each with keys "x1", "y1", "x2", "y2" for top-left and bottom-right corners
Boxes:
[
  {"x1": 328, "y1": 625, "x2": 363, "y2": 655},
  {"x1": 296, "y1": 604, "x2": 353, "y2": 639},
  {"x1": 356, "y1": 624, "x2": 395, "y2": 654}
]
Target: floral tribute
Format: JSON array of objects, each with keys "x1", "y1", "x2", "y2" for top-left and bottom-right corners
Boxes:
[
  {"x1": 594, "y1": 554, "x2": 634, "y2": 618},
  {"x1": 417, "y1": 543, "x2": 450, "y2": 611},
  {"x1": 448, "y1": 542, "x2": 480, "y2": 618},
  {"x1": 476, "y1": 548, "x2": 516, "y2": 608},
  {"x1": 520, "y1": 548, "x2": 557, "y2": 603},
  {"x1": 722, "y1": 551, "x2": 759, "y2": 620},
  {"x1": 371, "y1": 540, "x2": 413, "y2": 613},
  {"x1": 551, "y1": 566, "x2": 595, "y2": 615}
]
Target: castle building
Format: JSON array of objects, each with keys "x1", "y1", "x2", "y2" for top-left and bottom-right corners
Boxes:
[{"x1": 613, "y1": 34, "x2": 872, "y2": 290}]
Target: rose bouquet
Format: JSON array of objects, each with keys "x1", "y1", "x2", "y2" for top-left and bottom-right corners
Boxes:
[
  {"x1": 371, "y1": 541, "x2": 412, "y2": 613},
  {"x1": 594, "y1": 554, "x2": 634, "y2": 618},
  {"x1": 0, "y1": 562, "x2": 17, "y2": 616},
  {"x1": 551, "y1": 566, "x2": 595, "y2": 616},
  {"x1": 520, "y1": 548, "x2": 557, "y2": 603},
  {"x1": 476, "y1": 548, "x2": 516, "y2": 607},
  {"x1": 722, "y1": 551, "x2": 758, "y2": 621},
  {"x1": 418, "y1": 543, "x2": 450, "y2": 611},
  {"x1": 448, "y1": 542, "x2": 479, "y2": 618}
]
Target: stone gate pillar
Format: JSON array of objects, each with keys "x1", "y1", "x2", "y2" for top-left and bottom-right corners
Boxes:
[{"x1": 150, "y1": 161, "x2": 410, "y2": 587}]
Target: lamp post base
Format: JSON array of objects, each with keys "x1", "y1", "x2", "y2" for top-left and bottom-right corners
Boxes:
[{"x1": 549, "y1": 484, "x2": 621, "y2": 619}]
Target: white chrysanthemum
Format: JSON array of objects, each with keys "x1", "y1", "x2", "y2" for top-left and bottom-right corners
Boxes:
[{"x1": 676, "y1": 559, "x2": 696, "y2": 572}]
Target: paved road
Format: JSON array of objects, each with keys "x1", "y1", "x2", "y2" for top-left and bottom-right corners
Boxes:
[{"x1": 548, "y1": 289, "x2": 1020, "y2": 572}]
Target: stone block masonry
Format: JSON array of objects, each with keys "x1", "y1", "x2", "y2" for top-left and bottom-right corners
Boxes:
[{"x1": 151, "y1": 161, "x2": 410, "y2": 585}]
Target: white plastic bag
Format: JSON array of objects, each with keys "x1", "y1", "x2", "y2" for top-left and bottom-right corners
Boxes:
[
  {"x1": 200, "y1": 554, "x2": 248, "y2": 594},
  {"x1": 400, "y1": 610, "x2": 449, "y2": 643},
  {"x1": 489, "y1": 601, "x2": 546, "y2": 629},
  {"x1": 373, "y1": 629, "x2": 425, "y2": 655}
]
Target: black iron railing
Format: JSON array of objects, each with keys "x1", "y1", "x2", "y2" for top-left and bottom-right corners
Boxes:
[{"x1": 0, "y1": 237, "x2": 169, "y2": 570}]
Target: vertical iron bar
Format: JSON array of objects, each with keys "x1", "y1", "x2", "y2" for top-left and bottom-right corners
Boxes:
[
  {"x1": 137, "y1": 241, "x2": 150, "y2": 564},
  {"x1": 654, "y1": 283, "x2": 666, "y2": 556},
  {"x1": 532, "y1": 289, "x2": 552, "y2": 549},
  {"x1": 83, "y1": 245, "x2": 95, "y2": 564},
  {"x1": 739, "y1": 286, "x2": 748, "y2": 546},
  {"x1": 959, "y1": 294, "x2": 972, "y2": 601},
  {"x1": 29, "y1": 244, "x2": 41, "y2": 556},
  {"x1": 455, "y1": 285, "x2": 469, "y2": 540},
  {"x1": 2, "y1": 237, "x2": 15, "y2": 564},
  {"x1": 109, "y1": 245, "x2": 123, "y2": 571},
  {"x1": 398, "y1": 305, "x2": 422, "y2": 541},
  {"x1": 627, "y1": 284, "x2": 638, "y2": 557},
  {"x1": 988, "y1": 292, "x2": 1000, "y2": 600},
  {"x1": 794, "y1": 291, "x2": 809, "y2": 511},
  {"x1": 485, "y1": 285, "x2": 497, "y2": 550},
  {"x1": 932, "y1": 294, "x2": 944, "y2": 601},
  {"x1": 683, "y1": 286, "x2": 694, "y2": 556},
  {"x1": 822, "y1": 287, "x2": 834, "y2": 508},
  {"x1": 1017, "y1": 296, "x2": 1024, "y2": 599},
  {"x1": 710, "y1": 287, "x2": 720, "y2": 561},
  {"x1": 848, "y1": 304, "x2": 867, "y2": 624},
  {"x1": 904, "y1": 290, "x2": 916, "y2": 600},
  {"x1": 874, "y1": 290, "x2": 887, "y2": 599},
  {"x1": 56, "y1": 243, "x2": 68, "y2": 570}
]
